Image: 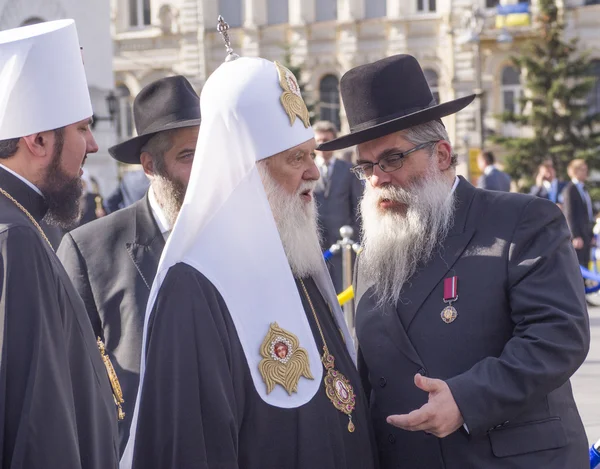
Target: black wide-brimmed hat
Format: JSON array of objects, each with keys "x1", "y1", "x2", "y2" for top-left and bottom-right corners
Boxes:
[
  {"x1": 109, "y1": 75, "x2": 201, "y2": 164},
  {"x1": 318, "y1": 54, "x2": 475, "y2": 151}
]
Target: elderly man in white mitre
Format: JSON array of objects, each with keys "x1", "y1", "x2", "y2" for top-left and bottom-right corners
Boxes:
[{"x1": 121, "y1": 40, "x2": 378, "y2": 469}]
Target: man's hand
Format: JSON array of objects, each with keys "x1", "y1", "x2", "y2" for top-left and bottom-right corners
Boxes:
[
  {"x1": 572, "y1": 237, "x2": 584, "y2": 250},
  {"x1": 386, "y1": 374, "x2": 464, "y2": 438}
]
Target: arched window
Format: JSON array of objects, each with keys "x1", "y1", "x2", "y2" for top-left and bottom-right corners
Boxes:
[
  {"x1": 115, "y1": 84, "x2": 134, "y2": 140},
  {"x1": 129, "y1": 0, "x2": 151, "y2": 27},
  {"x1": 20, "y1": 17, "x2": 45, "y2": 26},
  {"x1": 219, "y1": 0, "x2": 244, "y2": 28},
  {"x1": 319, "y1": 75, "x2": 340, "y2": 131},
  {"x1": 365, "y1": 0, "x2": 387, "y2": 18},
  {"x1": 267, "y1": 0, "x2": 289, "y2": 25},
  {"x1": 423, "y1": 69, "x2": 440, "y2": 104},
  {"x1": 587, "y1": 60, "x2": 600, "y2": 117},
  {"x1": 316, "y1": 0, "x2": 337, "y2": 22},
  {"x1": 501, "y1": 65, "x2": 522, "y2": 114}
]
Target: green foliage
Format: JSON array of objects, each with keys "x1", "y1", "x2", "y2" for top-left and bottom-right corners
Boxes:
[{"x1": 492, "y1": 0, "x2": 600, "y2": 185}]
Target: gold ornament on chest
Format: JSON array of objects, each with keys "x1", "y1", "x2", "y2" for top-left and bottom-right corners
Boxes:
[{"x1": 259, "y1": 322, "x2": 314, "y2": 395}]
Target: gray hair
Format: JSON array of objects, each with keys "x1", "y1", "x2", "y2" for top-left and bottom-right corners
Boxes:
[
  {"x1": 401, "y1": 120, "x2": 458, "y2": 167},
  {"x1": 312, "y1": 120, "x2": 338, "y2": 137},
  {"x1": 140, "y1": 128, "x2": 179, "y2": 176}
]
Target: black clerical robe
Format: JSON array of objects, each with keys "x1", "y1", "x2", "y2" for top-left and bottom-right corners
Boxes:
[
  {"x1": 0, "y1": 167, "x2": 119, "y2": 468},
  {"x1": 130, "y1": 262, "x2": 377, "y2": 469}
]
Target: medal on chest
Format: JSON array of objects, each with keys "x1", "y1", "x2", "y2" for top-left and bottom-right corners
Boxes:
[{"x1": 441, "y1": 276, "x2": 458, "y2": 324}]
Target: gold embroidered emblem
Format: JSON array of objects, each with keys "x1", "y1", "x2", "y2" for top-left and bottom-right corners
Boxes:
[
  {"x1": 274, "y1": 61, "x2": 311, "y2": 128},
  {"x1": 97, "y1": 337, "x2": 125, "y2": 420},
  {"x1": 258, "y1": 322, "x2": 314, "y2": 395}
]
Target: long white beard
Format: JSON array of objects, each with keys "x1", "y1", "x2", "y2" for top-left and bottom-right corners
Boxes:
[
  {"x1": 359, "y1": 168, "x2": 455, "y2": 307},
  {"x1": 258, "y1": 166, "x2": 323, "y2": 279}
]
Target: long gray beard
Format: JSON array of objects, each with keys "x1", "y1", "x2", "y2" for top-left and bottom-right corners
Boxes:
[
  {"x1": 258, "y1": 165, "x2": 323, "y2": 279},
  {"x1": 359, "y1": 170, "x2": 455, "y2": 308},
  {"x1": 151, "y1": 174, "x2": 186, "y2": 227}
]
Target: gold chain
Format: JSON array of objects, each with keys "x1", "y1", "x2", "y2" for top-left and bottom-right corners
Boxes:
[
  {"x1": 299, "y1": 278, "x2": 330, "y2": 352},
  {"x1": 0, "y1": 186, "x2": 126, "y2": 422},
  {"x1": 0, "y1": 187, "x2": 53, "y2": 249}
]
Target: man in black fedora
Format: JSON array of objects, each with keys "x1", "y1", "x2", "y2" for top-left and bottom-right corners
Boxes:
[
  {"x1": 57, "y1": 75, "x2": 201, "y2": 455},
  {"x1": 318, "y1": 54, "x2": 589, "y2": 468}
]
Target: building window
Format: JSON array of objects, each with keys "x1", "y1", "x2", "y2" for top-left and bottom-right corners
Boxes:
[
  {"x1": 218, "y1": 0, "x2": 244, "y2": 27},
  {"x1": 316, "y1": 0, "x2": 337, "y2": 22},
  {"x1": 486, "y1": 0, "x2": 500, "y2": 8},
  {"x1": 129, "y1": 0, "x2": 151, "y2": 27},
  {"x1": 585, "y1": 0, "x2": 600, "y2": 5},
  {"x1": 267, "y1": 0, "x2": 289, "y2": 25},
  {"x1": 423, "y1": 69, "x2": 440, "y2": 104},
  {"x1": 366, "y1": 0, "x2": 387, "y2": 18},
  {"x1": 319, "y1": 75, "x2": 341, "y2": 131},
  {"x1": 417, "y1": 0, "x2": 436, "y2": 12},
  {"x1": 501, "y1": 66, "x2": 522, "y2": 114},
  {"x1": 588, "y1": 60, "x2": 600, "y2": 117}
]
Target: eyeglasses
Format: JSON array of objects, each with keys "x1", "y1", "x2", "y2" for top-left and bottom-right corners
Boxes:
[{"x1": 350, "y1": 141, "x2": 438, "y2": 180}]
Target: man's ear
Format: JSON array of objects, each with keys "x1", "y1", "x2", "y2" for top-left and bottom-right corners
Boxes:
[
  {"x1": 21, "y1": 132, "x2": 52, "y2": 160},
  {"x1": 140, "y1": 152, "x2": 155, "y2": 177},
  {"x1": 436, "y1": 140, "x2": 453, "y2": 171}
]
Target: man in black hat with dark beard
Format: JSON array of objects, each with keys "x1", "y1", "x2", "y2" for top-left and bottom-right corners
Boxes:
[
  {"x1": 57, "y1": 75, "x2": 200, "y2": 455},
  {"x1": 318, "y1": 54, "x2": 589, "y2": 469}
]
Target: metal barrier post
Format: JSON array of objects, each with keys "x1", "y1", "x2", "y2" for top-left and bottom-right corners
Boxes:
[{"x1": 338, "y1": 226, "x2": 355, "y2": 335}]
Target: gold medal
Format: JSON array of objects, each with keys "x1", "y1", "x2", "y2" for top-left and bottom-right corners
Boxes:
[
  {"x1": 440, "y1": 305, "x2": 458, "y2": 324},
  {"x1": 322, "y1": 349, "x2": 356, "y2": 432},
  {"x1": 442, "y1": 276, "x2": 459, "y2": 324},
  {"x1": 299, "y1": 280, "x2": 356, "y2": 432}
]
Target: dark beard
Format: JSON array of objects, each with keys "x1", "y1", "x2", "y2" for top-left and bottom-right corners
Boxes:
[
  {"x1": 41, "y1": 130, "x2": 84, "y2": 230},
  {"x1": 151, "y1": 174, "x2": 186, "y2": 227}
]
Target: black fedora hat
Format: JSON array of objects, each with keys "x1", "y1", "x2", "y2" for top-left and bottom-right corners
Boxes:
[
  {"x1": 109, "y1": 75, "x2": 201, "y2": 164},
  {"x1": 318, "y1": 54, "x2": 475, "y2": 151}
]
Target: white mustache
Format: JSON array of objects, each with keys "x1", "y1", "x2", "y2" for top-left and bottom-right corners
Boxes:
[
  {"x1": 372, "y1": 185, "x2": 415, "y2": 205},
  {"x1": 297, "y1": 180, "x2": 317, "y2": 195}
]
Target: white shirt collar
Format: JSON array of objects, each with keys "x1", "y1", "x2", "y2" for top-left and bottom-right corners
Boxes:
[
  {"x1": 148, "y1": 186, "x2": 171, "y2": 236},
  {"x1": 572, "y1": 178, "x2": 584, "y2": 186},
  {"x1": 483, "y1": 165, "x2": 496, "y2": 176},
  {"x1": 0, "y1": 163, "x2": 44, "y2": 196},
  {"x1": 450, "y1": 175, "x2": 460, "y2": 195}
]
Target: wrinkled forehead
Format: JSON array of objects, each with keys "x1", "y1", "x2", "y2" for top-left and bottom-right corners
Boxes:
[
  {"x1": 356, "y1": 130, "x2": 411, "y2": 161},
  {"x1": 266, "y1": 137, "x2": 316, "y2": 163}
]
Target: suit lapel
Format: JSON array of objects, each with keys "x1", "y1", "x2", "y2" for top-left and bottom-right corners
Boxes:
[
  {"x1": 126, "y1": 194, "x2": 165, "y2": 290},
  {"x1": 398, "y1": 177, "x2": 477, "y2": 331}
]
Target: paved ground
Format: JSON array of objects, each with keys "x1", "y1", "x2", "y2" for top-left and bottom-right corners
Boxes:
[{"x1": 572, "y1": 302, "x2": 600, "y2": 447}]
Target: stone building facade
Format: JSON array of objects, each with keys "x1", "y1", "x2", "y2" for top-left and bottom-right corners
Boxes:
[
  {"x1": 112, "y1": 0, "x2": 600, "y2": 178},
  {"x1": 0, "y1": 0, "x2": 120, "y2": 195}
]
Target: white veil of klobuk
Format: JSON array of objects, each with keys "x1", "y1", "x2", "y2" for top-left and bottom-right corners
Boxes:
[{"x1": 121, "y1": 57, "x2": 356, "y2": 467}]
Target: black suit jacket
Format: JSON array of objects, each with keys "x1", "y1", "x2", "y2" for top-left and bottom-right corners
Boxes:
[
  {"x1": 314, "y1": 158, "x2": 363, "y2": 292},
  {"x1": 355, "y1": 177, "x2": 589, "y2": 469},
  {"x1": 562, "y1": 182, "x2": 594, "y2": 266},
  {"x1": 57, "y1": 195, "x2": 165, "y2": 455}
]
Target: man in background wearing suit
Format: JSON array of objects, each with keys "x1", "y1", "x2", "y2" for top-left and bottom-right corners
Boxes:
[
  {"x1": 477, "y1": 150, "x2": 511, "y2": 192},
  {"x1": 313, "y1": 120, "x2": 363, "y2": 292},
  {"x1": 318, "y1": 54, "x2": 589, "y2": 469},
  {"x1": 530, "y1": 159, "x2": 565, "y2": 204},
  {"x1": 563, "y1": 158, "x2": 595, "y2": 268},
  {"x1": 57, "y1": 75, "x2": 200, "y2": 455}
]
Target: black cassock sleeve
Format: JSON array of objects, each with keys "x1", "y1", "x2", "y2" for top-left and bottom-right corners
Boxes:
[
  {"x1": 132, "y1": 263, "x2": 243, "y2": 469},
  {"x1": 0, "y1": 226, "x2": 82, "y2": 468}
]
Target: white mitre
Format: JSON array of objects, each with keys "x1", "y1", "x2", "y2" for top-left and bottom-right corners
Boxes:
[
  {"x1": 122, "y1": 55, "x2": 357, "y2": 467},
  {"x1": 0, "y1": 19, "x2": 92, "y2": 139}
]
